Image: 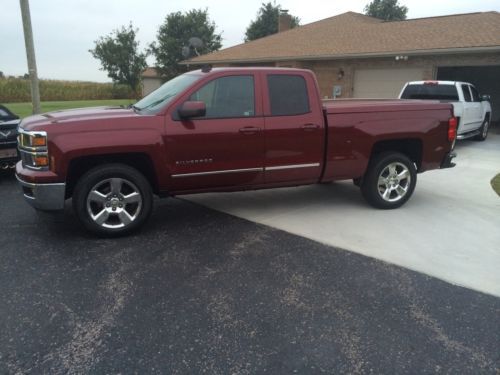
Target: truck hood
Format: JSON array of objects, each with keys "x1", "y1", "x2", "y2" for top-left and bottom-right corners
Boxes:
[{"x1": 20, "y1": 106, "x2": 140, "y2": 131}]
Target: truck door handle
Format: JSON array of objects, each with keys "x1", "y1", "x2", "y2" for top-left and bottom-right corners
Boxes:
[
  {"x1": 239, "y1": 126, "x2": 261, "y2": 134},
  {"x1": 302, "y1": 123, "x2": 320, "y2": 131}
]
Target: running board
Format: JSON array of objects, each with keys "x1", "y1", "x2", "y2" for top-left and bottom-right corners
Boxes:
[{"x1": 457, "y1": 130, "x2": 480, "y2": 140}]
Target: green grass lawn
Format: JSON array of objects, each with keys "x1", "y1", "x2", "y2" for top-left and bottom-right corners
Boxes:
[
  {"x1": 491, "y1": 174, "x2": 500, "y2": 197},
  {"x1": 4, "y1": 99, "x2": 135, "y2": 119}
]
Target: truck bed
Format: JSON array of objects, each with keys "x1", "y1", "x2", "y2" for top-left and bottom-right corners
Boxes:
[{"x1": 320, "y1": 98, "x2": 454, "y2": 181}]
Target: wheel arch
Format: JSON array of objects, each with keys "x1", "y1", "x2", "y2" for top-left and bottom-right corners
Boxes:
[
  {"x1": 65, "y1": 153, "x2": 159, "y2": 198},
  {"x1": 369, "y1": 138, "x2": 423, "y2": 172}
]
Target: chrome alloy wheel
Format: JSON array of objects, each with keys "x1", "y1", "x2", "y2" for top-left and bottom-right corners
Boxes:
[
  {"x1": 86, "y1": 178, "x2": 142, "y2": 229},
  {"x1": 377, "y1": 162, "x2": 412, "y2": 203}
]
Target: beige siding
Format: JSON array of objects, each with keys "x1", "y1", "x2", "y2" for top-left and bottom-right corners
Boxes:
[{"x1": 142, "y1": 77, "x2": 162, "y2": 97}]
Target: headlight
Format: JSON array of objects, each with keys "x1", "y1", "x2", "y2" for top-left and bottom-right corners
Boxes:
[
  {"x1": 19, "y1": 131, "x2": 48, "y2": 149},
  {"x1": 18, "y1": 129, "x2": 49, "y2": 170}
]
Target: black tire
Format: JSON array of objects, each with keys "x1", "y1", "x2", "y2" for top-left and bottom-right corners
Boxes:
[
  {"x1": 72, "y1": 164, "x2": 153, "y2": 236},
  {"x1": 474, "y1": 116, "x2": 490, "y2": 141},
  {"x1": 361, "y1": 152, "x2": 417, "y2": 209},
  {"x1": 353, "y1": 177, "x2": 362, "y2": 187}
]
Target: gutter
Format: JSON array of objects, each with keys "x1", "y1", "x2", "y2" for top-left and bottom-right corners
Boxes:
[{"x1": 180, "y1": 46, "x2": 500, "y2": 65}]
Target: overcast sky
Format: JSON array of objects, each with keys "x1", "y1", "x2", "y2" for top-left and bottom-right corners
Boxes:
[{"x1": 1, "y1": 0, "x2": 499, "y2": 82}]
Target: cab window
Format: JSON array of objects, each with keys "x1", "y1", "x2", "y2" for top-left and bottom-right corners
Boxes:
[
  {"x1": 189, "y1": 75, "x2": 255, "y2": 118},
  {"x1": 461, "y1": 84, "x2": 472, "y2": 102},
  {"x1": 469, "y1": 86, "x2": 480, "y2": 102},
  {"x1": 267, "y1": 75, "x2": 310, "y2": 116}
]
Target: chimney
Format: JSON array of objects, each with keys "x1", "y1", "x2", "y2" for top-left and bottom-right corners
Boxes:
[{"x1": 278, "y1": 10, "x2": 292, "y2": 33}]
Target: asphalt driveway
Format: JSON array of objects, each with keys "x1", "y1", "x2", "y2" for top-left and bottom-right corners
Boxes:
[
  {"x1": 187, "y1": 133, "x2": 500, "y2": 297},
  {"x1": 0, "y1": 173, "x2": 499, "y2": 374}
]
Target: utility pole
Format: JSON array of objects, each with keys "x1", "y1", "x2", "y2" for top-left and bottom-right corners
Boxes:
[{"x1": 19, "y1": 0, "x2": 41, "y2": 114}]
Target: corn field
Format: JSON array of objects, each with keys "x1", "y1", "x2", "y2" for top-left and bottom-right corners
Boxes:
[{"x1": 0, "y1": 77, "x2": 136, "y2": 102}]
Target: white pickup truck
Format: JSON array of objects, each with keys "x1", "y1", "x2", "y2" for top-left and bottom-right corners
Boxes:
[{"x1": 399, "y1": 81, "x2": 492, "y2": 141}]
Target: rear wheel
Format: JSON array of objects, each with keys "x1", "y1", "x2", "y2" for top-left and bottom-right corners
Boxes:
[
  {"x1": 361, "y1": 152, "x2": 416, "y2": 209},
  {"x1": 72, "y1": 164, "x2": 153, "y2": 236},
  {"x1": 474, "y1": 116, "x2": 490, "y2": 141}
]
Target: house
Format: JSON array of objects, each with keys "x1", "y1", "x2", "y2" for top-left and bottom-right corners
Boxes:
[
  {"x1": 183, "y1": 11, "x2": 500, "y2": 122},
  {"x1": 141, "y1": 67, "x2": 162, "y2": 96}
]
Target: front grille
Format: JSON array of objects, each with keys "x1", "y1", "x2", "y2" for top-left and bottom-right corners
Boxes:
[{"x1": 0, "y1": 120, "x2": 19, "y2": 144}]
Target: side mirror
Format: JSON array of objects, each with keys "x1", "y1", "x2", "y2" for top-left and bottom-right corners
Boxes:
[
  {"x1": 481, "y1": 94, "x2": 491, "y2": 102},
  {"x1": 178, "y1": 101, "x2": 206, "y2": 119}
]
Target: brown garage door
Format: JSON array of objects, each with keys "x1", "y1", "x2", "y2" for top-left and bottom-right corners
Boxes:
[{"x1": 353, "y1": 68, "x2": 425, "y2": 98}]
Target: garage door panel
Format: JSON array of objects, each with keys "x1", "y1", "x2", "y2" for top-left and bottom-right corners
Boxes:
[{"x1": 353, "y1": 68, "x2": 425, "y2": 98}]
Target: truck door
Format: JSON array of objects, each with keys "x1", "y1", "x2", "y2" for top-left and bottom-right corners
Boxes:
[
  {"x1": 469, "y1": 85, "x2": 484, "y2": 129},
  {"x1": 166, "y1": 74, "x2": 265, "y2": 192},
  {"x1": 460, "y1": 84, "x2": 476, "y2": 132},
  {"x1": 263, "y1": 73, "x2": 324, "y2": 185}
]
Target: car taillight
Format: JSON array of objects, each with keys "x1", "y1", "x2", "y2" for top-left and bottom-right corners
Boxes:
[{"x1": 448, "y1": 117, "x2": 457, "y2": 145}]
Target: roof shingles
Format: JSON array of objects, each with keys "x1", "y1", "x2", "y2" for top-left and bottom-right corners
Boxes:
[{"x1": 186, "y1": 11, "x2": 500, "y2": 64}]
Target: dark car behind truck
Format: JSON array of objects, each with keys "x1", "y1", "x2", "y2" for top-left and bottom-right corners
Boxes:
[
  {"x1": 15, "y1": 67, "x2": 457, "y2": 236},
  {"x1": 0, "y1": 104, "x2": 20, "y2": 170}
]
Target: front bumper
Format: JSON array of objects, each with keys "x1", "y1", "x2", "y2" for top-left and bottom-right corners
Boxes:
[
  {"x1": 441, "y1": 152, "x2": 457, "y2": 169},
  {"x1": 15, "y1": 174, "x2": 66, "y2": 211}
]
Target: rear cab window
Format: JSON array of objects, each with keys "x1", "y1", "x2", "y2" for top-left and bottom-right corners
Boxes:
[
  {"x1": 401, "y1": 83, "x2": 459, "y2": 101},
  {"x1": 461, "y1": 84, "x2": 472, "y2": 102},
  {"x1": 469, "y1": 85, "x2": 480, "y2": 102},
  {"x1": 267, "y1": 75, "x2": 310, "y2": 116}
]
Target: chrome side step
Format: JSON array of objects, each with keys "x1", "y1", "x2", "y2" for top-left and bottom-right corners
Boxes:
[{"x1": 457, "y1": 130, "x2": 480, "y2": 140}]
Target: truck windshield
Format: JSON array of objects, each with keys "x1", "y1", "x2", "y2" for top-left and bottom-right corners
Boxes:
[
  {"x1": 135, "y1": 73, "x2": 202, "y2": 113},
  {"x1": 401, "y1": 84, "x2": 459, "y2": 101}
]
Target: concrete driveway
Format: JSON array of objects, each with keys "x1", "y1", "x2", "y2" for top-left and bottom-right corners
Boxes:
[{"x1": 187, "y1": 133, "x2": 500, "y2": 297}]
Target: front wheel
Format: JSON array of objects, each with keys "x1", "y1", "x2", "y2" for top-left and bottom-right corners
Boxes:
[
  {"x1": 361, "y1": 152, "x2": 417, "y2": 209},
  {"x1": 72, "y1": 164, "x2": 153, "y2": 236},
  {"x1": 474, "y1": 116, "x2": 490, "y2": 141}
]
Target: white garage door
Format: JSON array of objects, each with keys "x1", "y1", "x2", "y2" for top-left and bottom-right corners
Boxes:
[{"x1": 353, "y1": 68, "x2": 425, "y2": 98}]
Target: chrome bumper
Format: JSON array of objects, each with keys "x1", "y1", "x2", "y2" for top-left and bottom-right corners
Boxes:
[{"x1": 15, "y1": 174, "x2": 66, "y2": 211}]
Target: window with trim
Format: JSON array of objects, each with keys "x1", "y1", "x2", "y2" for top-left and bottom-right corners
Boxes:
[
  {"x1": 267, "y1": 75, "x2": 310, "y2": 116},
  {"x1": 189, "y1": 75, "x2": 255, "y2": 118},
  {"x1": 462, "y1": 84, "x2": 472, "y2": 102},
  {"x1": 470, "y1": 86, "x2": 480, "y2": 102}
]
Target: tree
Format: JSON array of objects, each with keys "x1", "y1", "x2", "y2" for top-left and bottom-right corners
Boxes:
[
  {"x1": 90, "y1": 23, "x2": 147, "y2": 96},
  {"x1": 364, "y1": 0, "x2": 408, "y2": 21},
  {"x1": 150, "y1": 9, "x2": 222, "y2": 81},
  {"x1": 245, "y1": 2, "x2": 300, "y2": 42}
]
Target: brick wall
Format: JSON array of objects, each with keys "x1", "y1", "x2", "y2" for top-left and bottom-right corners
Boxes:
[{"x1": 292, "y1": 52, "x2": 500, "y2": 99}]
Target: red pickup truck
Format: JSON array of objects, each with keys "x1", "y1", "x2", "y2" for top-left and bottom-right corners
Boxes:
[{"x1": 16, "y1": 67, "x2": 457, "y2": 236}]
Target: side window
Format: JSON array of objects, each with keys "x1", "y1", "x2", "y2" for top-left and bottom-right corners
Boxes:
[
  {"x1": 189, "y1": 75, "x2": 255, "y2": 118},
  {"x1": 461, "y1": 84, "x2": 472, "y2": 102},
  {"x1": 470, "y1": 86, "x2": 480, "y2": 102},
  {"x1": 267, "y1": 75, "x2": 310, "y2": 116}
]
